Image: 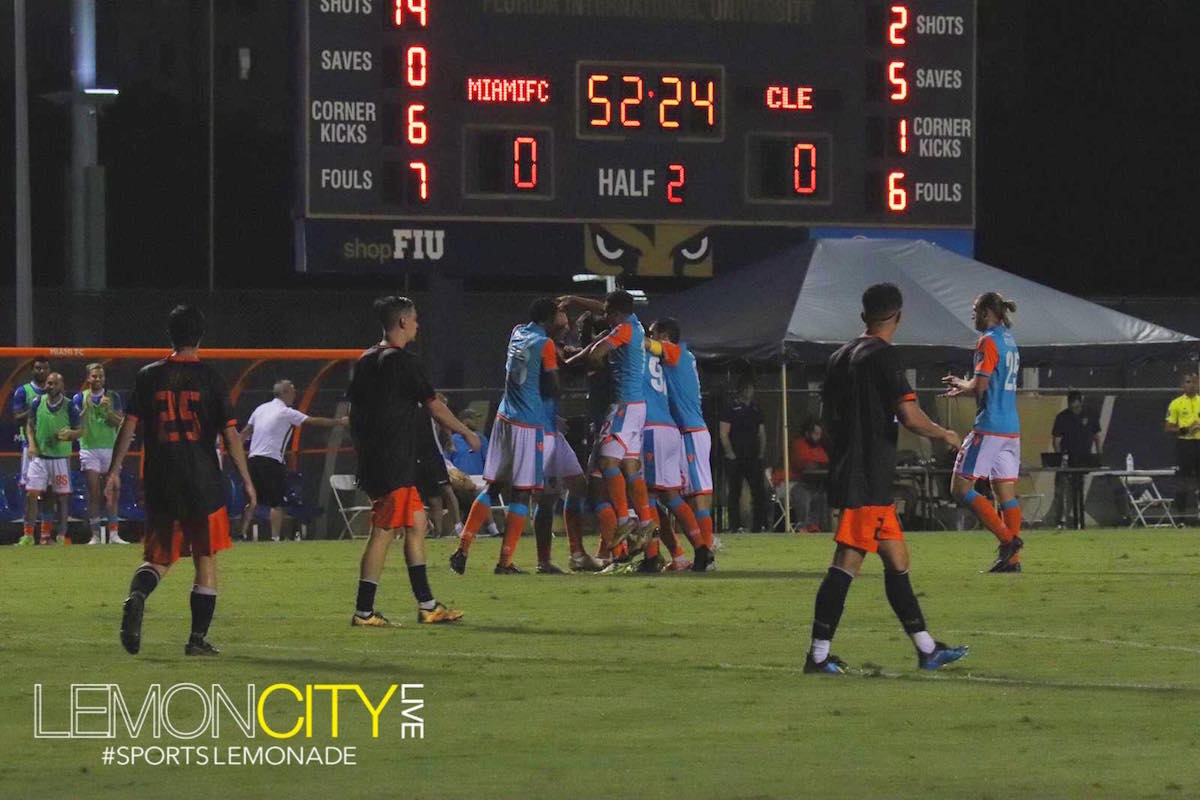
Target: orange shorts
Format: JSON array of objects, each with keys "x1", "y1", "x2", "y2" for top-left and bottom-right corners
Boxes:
[
  {"x1": 834, "y1": 505, "x2": 904, "y2": 553},
  {"x1": 371, "y1": 486, "x2": 424, "y2": 530},
  {"x1": 143, "y1": 507, "x2": 232, "y2": 566}
]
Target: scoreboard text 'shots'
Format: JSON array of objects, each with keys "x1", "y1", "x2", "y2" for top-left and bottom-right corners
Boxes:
[{"x1": 305, "y1": 0, "x2": 975, "y2": 227}]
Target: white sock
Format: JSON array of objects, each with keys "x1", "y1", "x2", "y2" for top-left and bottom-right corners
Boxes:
[
  {"x1": 454, "y1": 522, "x2": 464, "y2": 536},
  {"x1": 486, "y1": 520, "x2": 499, "y2": 535},
  {"x1": 418, "y1": 599, "x2": 437, "y2": 611},
  {"x1": 912, "y1": 631, "x2": 936, "y2": 655},
  {"x1": 810, "y1": 638, "x2": 831, "y2": 662}
]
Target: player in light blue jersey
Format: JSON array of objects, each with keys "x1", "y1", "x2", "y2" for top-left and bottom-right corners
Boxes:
[
  {"x1": 943, "y1": 291, "x2": 1025, "y2": 573},
  {"x1": 647, "y1": 318, "x2": 716, "y2": 571},
  {"x1": 562, "y1": 290, "x2": 656, "y2": 554},
  {"x1": 453, "y1": 299, "x2": 560, "y2": 575},
  {"x1": 11, "y1": 355, "x2": 50, "y2": 545}
]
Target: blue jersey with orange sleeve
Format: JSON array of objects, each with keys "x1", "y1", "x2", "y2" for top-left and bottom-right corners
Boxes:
[
  {"x1": 661, "y1": 341, "x2": 706, "y2": 430},
  {"x1": 605, "y1": 314, "x2": 645, "y2": 404},
  {"x1": 972, "y1": 325, "x2": 1020, "y2": 434},
  {"x1": 497, "y1": 322, "x2": 557, "y2": 426},
  {"x1": 643, "y1": 354, "x2": 673, "y2": 425}
]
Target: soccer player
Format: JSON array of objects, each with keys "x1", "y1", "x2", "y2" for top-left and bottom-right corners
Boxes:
[
  {"x1": 536, "y1": 304, "x2": 598, "y2": 573},
  {"x1": 73, "y1": 363, "x2": 130, "y2": 544},
  {"x1": 106, "y1": 305, "x2": 256, "y2": 656},
  {"x1": 646, "y1": 317, "x2": 717, "y2": 572},
  {"x1": 563, "y1": 291, "x2": 654, "y2": 550},
  {"x1": 11, "y1": 355, "x2": 49, "y2": 545},
  {"x1": 414, "y1": 398, "x2": 462, "y2": 540},
  {"x1": 25, "y1": 372, "x2": 82, "y2": 544},
  {"x1": 347, "y1": 296, "x2": 478, "y2": 625},
  {"x1": 805, "y1": 283, "x2": 967, "y2": 674},
  {"x1": 452, "y1": 298, "x2": 560, "y2": 575},
  {"x1": 239, "y1": 379, "x2": 347, "y2": 541},
  {"x1": 942, "y1": 291, "x2": 1024, "y2": 573}
]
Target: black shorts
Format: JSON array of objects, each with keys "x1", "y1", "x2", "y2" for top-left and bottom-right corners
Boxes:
[
  {"x1": 416, "y1": 453, "x2": 450, "y2": 503},
  {"x1": 248, "y1": 456, "x2": 287, "y2": 507},
  {"x1": 1177, "y1": 439, "x2": 1200, "y2": 478}
]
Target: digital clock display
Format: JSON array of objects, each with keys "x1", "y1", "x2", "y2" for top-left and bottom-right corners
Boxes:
[{"x1": 304, "y1": 0, "x2": 976, "y2": 227}]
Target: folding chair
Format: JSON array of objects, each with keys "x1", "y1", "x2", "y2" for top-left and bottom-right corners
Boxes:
[
  {"x1": 1119, "y1": 475, "x2": 1177, "y2": 528},
  {"x1": 765, "y1": 467, "x2": 792, "y2": 532},
  {"x1": 329, "y1": 474, "x2": 372, "y2": 539}
]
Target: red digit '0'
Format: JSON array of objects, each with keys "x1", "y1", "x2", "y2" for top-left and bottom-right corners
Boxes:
[
  {"x1": 406, "y1": 46, "x2": 427, "y2": 87},
  {"x1": 393, "y1": 0, "x2": 427, "y2": 27},
  {"x1": 888, "y1": 171, "x2": 908, "y2": 211},
  {"x1": 407, "y1": 104, "x2": 427, "y2": 145},
  {"x1": 666, "y1": 164, "x2": 685, "y2": 204},
  {"x1": 513, "y1": 137, "x2": 538, "y2": 189},
  {"x1": 792, "y1": 143, "x2": 816, "y2": 195},
  {"x1": 889, "y1": 5, "x2": 909, "y2": 45}
]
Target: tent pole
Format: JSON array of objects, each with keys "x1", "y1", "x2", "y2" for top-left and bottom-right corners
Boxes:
[{"x1": 781, "y1": 361, "x2": 791, "y2": 531}]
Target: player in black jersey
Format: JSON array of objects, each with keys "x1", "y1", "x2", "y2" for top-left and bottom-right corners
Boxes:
[
  {"x1": 805, "y1": 284, "x2": 969, "y2": 674},
  {"x1": 347, "y1": 296, "x2": 480, "y2": 627},
  {"x1": 106, "y1": 305, "x2": 256, "y2": 657}
]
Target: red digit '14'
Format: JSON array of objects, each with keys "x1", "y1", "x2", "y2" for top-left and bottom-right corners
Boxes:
[
  {"x1": 393, "y1": 0, "x2": 427, "y2": 27},
  {"x1": 666, "y1": 164, "x2": 685, "y2": 204}
]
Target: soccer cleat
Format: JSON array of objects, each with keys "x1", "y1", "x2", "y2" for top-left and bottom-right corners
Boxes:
[
  {"x1": 449, "y1": 547, "x2": 468, "y2": 575},
  {"x1": 635, "y1": 552, "x2": 667, "y2": 573},
  {"x1": 918, "y1": 642, "x2": 969, "y2": 671},
  {"x1": 609, "y1": 517, "x2": 639, "y2": 549},
  {"x1": 87, "y1": 533, "x2": 102, "y2": 545},
  {"x1": 983, "y1": 536, "x2": 1024, "y2": 573},
  {"x1": 494, "y1": 562, "x2": 524, "y2": 575},
  {"x1": 16, "y1": 534, "x2": 34, "y2": 547},
  {"x1": 185, "y1": 638, "x2": 221, "y2": 656},
  {"x1": 569, "y1": 552, "x2": 604, "y2": 572},
  {"x1": 108, "y1": 531, "x2": 131, "y2": 544},
  {"x1": 665, "y1": 558, "x2": 693, "y2": 572},
  {"x1": 536, "y1": 561, "x2": 567, "y2": 575},
  {"x1": 988, "y1": 561, "x2": 1022, "y2": 574},
  {"x1": 351, "y1": 611, "x2": 399, "y2": 628},
  {"x1": 629, "y1": 520, "x2": 659, "y2": 551},
  {"x1": 417, "y1": 602, "x2": 463, "y2": 624},
  {"x1": 120, "y1": 592, "x2": 146, "y2": 655},
  {"x1": 803, "y1": 652, "x2": 848, "y2": 674},
  {"x1": 691, "y1": 546, "x2": 716, "y2": 572}
]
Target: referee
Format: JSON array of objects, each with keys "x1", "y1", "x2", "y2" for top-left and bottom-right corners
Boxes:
[
  {"x1": 240, "y1": 380, "x2": 347, "y2": 541},
  {"x1": 1165, "y1": 372, "x2": 1200, "y2": 522}
]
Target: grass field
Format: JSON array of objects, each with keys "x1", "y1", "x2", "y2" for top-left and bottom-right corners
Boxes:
[{"x1": 2, "y1": 529, "x2": 1199, "y2": 799}]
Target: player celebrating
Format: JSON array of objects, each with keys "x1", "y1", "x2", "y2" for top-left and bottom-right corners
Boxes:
[
  {"x1": 805, "y1": 284, "x2": 967, "y2": 674},
  {"x1": 347, "y1": 296, "x2": 478, "y2": 625},
  {"x1": 646, "y1": 317, "x2": 716, "y2": 572},
  {"x1": 107, "y1": 305, "x2": 256, "y2": 656},
  {"x1": 536, "y1": 303, "x2": 597, "y2": 573},
  {"x1": 563, "y1": 290, "x2": 654, "y2": 550},
  {"x1": 25, "y1": 372, "x2": 82, "y2": 544},
  {"x1": 73, "y1": 363, "x2": 130, "y2": 544},
  {"x1": 942, "y1": 291, "x2": 1024, "y2": 573},
  {"x1": 11, "y1": 355, "x2": 49, "y2": 545},
  {"x1": 452, "y1": 298, "x2": 559, "y2": 575}
]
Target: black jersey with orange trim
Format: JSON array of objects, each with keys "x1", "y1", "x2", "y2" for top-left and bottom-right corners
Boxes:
[
  {"x1": 346, "y1": 344, "x2": 436, "y2": 498},
  {"x1": 126, "y1": 354, "x2": 236, "y2": 520},
  {"x1": 822, "y1": 336, "x2": 915, "y2": 508}
]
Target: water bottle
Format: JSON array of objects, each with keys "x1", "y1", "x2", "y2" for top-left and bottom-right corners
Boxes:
[{"x1": 1125, "y1": 453, "x2": 1134, "y2": 472}]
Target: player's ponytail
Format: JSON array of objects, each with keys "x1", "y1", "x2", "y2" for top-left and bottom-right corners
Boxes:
[{"x1": 978, "y1": 291, "x2": 1016, "y2": 328}]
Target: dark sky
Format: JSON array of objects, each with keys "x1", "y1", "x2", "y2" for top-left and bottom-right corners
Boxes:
[{"x1": 2, "y1": 0, "x2": 1199, "y2": 295}]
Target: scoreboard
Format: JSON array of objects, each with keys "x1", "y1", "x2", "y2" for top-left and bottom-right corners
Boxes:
[{"x1": 303, "y1": 0, "x2": 976, "y2": 228}]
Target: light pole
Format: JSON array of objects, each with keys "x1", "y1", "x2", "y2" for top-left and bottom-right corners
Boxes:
[{"x1": 14, "y1": 0, "x2": 33, "y2": 344}]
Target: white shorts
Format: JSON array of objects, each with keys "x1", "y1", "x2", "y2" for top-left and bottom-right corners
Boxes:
[
  {"x1": 682, "y1": 429, "x2": 714, "y2": 496},
  {"x1": 80, "y1": 448, "x2": 113, "y2": 474},
  {"x1": 25, "y1": 457, "x2": 72, "y2": 495},
  {"x1": 483, "y1": 416, "x2": 545, "y2": 491},
  {"x1": 543, "y1": 432, "x2": 584, "y2": 489},
  {"x1": 642, "y1": 425, "x2": 684, "y2": 491},
  {"x1": 954, "y1": 431, "x2": 1021, "y2": 482},
  {"x1": 594, "y1": 401, "x2": 646, "y2": 463}
]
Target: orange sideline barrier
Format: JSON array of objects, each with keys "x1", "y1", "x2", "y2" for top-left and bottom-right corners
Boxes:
[{"x1": 0, "y1": 347, "x2": 362, "y2": 360}]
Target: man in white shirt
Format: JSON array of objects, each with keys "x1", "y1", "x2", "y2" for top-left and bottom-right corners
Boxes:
[{"x1": 240, "y1": 380, "x2": 347, "y2": 541}]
